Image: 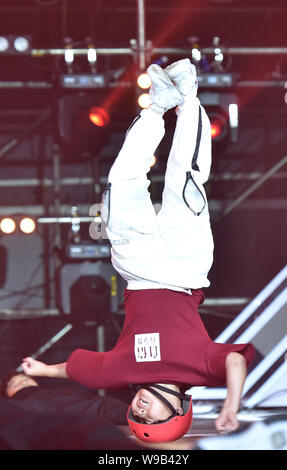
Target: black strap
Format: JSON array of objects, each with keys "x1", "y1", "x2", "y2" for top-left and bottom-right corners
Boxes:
[
  {"x1": 182, "y1": 105, "x2": 206, "y2": 216},
  {"x1": 182, "y1": 171, "x2": 206, "y2": 217},
  {"x1": 140, "y1": 385, "x2": 178, "y2": 415},
  {"x1": 191, "y1": 106, "x2": 202, "y2": 172},
  {"x1": 149, "y1": 384, "x2": 190, "y2": 401}
]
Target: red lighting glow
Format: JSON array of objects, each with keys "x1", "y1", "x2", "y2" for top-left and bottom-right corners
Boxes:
[
  {"x1": 89, "y1": 107, "x2": 110, "y2": 127},
  {"x1": 211, "y1": 122, "x2": 222, "y2": 139}
]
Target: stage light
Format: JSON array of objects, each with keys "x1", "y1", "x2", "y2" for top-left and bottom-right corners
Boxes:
[
  {"x1": 138, "y1": 92, "x2": 150, "y2": 109},
  {"x1": 150, "y1": 155, "x2": 157, "y2": 168},
  {"x1": 64, "y1": 48, "x2": 74, "y2": 65},
  {"x1": 197, "y1": 74, "x2": 233, "y2": 88},
  {"x1": 192, "y1": 48, "x2": 201, "y2": 63},
  {"x1": 60, "y1": 74, "x2": 106, "y2": 89},
  {"x1": 87, "y1": 47, "x2": 97, "y2": 64},
  {"x1": 209, "y1": 113, "x2": 227, "y2": 141},
  {"x1": 228, "y1": 103, "x2": 239, "y2": 142},
  {"x1": 19, "y1": 217, "x2": 36, "y2": 234},
  {"x1": 229, "y1": 103, "x2": 238, "y2": 128},
  {"x1": 211, "y1": 122, "x2": 222, "y2": 139},
  {"x1": 199, "y1": 92, "x2": 238, "y2": 143},
  {"x1": 14, "y1": 36, "x2": 30, "y2": 53},
  {"x1": 58, "y1": 94, "x2": 111, "y2": 159},
  {"x1": 0, "y1": 36, "x2": 9, "y2": 53},
  {"x1": 57, "y1": 262, "x2": 119, "y2": 324},
  {"x1": 214, "y1": 47, "x2": 224, "y2": 63},
  {"x1": 88, "y1": 107, "x2": 110, "y2": 127},
  {"x1": 0, "y1": 218, "x2": 16, "y2": 234},
  {"x1": 0, "y1": 35, "x2": 31, "y2": 55},
  {"x1": 137, "y1": 73, "x2": 151, "y2": 90}
]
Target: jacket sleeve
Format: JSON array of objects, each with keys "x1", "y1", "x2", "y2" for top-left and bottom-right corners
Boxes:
[
  {"x1": 193, "y1": 103, "x2": 212, "y2": 185},
  {"x1": 66, "y1": 349, "x2": 107, "y2": 389}
]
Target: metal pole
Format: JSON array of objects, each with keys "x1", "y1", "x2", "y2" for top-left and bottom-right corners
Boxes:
[
  {"x1": 30, "y1": 47, "x2": 287, "y2": 57},
  {"x1": 137, "y1": 0, "x2": 146, "y2": 70},
  {"x1": 0, "y1": 109, "x2": 51, "y2": 160},
  {"x1": 223, "y1": 155, "x2": 287, "y2": 216},
  {"x1": 16, "y1": 323, "x2": 73, "y2": 371}
]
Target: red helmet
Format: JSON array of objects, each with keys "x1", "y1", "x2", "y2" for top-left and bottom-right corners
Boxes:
[{"x1": 127, "y1": 384, "x2": 192, "y2": 443}]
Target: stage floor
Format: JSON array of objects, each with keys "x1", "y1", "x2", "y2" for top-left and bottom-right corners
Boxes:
[{"x1": 121, "y1": 408, "x2": 287, "y2": 450}]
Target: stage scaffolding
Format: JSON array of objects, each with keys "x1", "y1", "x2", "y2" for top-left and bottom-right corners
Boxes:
[{"x1": 0, "y1": 0, "x2": 286, "y2": 369}]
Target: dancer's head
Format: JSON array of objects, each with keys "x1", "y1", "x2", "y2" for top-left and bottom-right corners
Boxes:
[{"x1": 127, "y1": 384, "x2": 192, "y2": 443}]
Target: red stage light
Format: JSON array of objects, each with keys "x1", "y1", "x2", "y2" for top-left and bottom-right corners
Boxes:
[
  {"x1": 89, "y1": 107, "x2": 110, "y2": 127},
  {"x1": 210, "y1": 114, "x2": 227, "y2": 141},
  {"x1": 211, "y1": 122, "x2": 222, "y2": 139}
]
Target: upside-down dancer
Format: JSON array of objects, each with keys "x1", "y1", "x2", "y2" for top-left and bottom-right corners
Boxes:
[{"x1": 21, "y1": 59, "x2": 255, "y2": 444}]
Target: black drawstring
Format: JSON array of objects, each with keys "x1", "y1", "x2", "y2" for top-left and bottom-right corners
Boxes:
[
  {"x1": 182, "y1": 171, "x2": 206, "y2": 216},
  {"x1": 182, "y1": 105, "x2": 207, "y2": 217},
  {"x1": 191, "y1": 106, "x2": 202, "y2": 172}
]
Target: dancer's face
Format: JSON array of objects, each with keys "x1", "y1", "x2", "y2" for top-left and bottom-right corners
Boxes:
[{"x1": 131, "y1": 387, "x2": 173, "y2": 424}]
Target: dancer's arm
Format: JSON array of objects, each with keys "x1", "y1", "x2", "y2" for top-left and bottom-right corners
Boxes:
[
  {"x1": 21, "y1": 356, "x2": 68, "y2": 379},
  {"x1": 215, "y1": 352, "x2": 247, "y2": 433}
]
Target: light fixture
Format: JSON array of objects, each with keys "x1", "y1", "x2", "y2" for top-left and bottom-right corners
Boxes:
[
  {"x1": 192, "y1": 47, "x2": 202, "y2": 63},
  {"x1": 60, "y1": 74, "x2": 106, "y2": 89},
  {"x1": 88, "y1": 107, "x2": 110, "y2": 127},
  {"x1": 228, "y1": 103, "x2": 239, "y2": 143},
  {"x1": 150, "y1": 155, "x2": 157, "y2": 168},
  {"x1": 19, "y1": 217, "x2": 36, "y2": 234},
  {"x1": 137, "y1": 92, "x2": 150, "y2": 109},
  {"x1": 197, "y1": 73, "x2": 233, "y2": 88},
  {"x1": 64, "y1": 48, "x2": 74, "y2": 65},
  {"x1": 87, "y1": 47, "x2": 97, "y2": 64},
  {"x1": 0, "y1": 36, "x2": 9, "y2": 53},
  {"x1": 13, "y1": 36, "x2": 30, "y2": 53},
  {"x1": 137, "y1": 72, "x2": 151, "y2": 90},
  {"x1": 214, "y1": 47, "x2": 224, "y2": 63},
  {"x1": 0, "y1": 35, "x2": 31, "y2": 55},
  {"x1": 58, "y1": 94, "x2": 111, "y2": 158},
  {"x1": 0, "y1": 218, "x2": 16, "y2": 234},
  {"x1": 199, "y1": 92, "x2": 238, "y2": 143},
  {"x1": 209, "y1": 113, "x2": 228, "y2": 142}
]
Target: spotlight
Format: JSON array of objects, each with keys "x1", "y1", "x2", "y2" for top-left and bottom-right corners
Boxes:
[
  {"x1": 137, "y1": 73, "x2": 151, "y2": 90},
  {"x1": 0, "y1": 218, "x2": 16, "y2": 234},
  {"x1": 58, "y1": 94, "x2": 111, "y2": 158},
  {"x1": 0, "y1": 36, "x2": 9, "y2": 53},
  {"x1": 209, "y1": 113, "x2": 227, "y2": 141},
  {"x1": 214, "y1": 47, "x2": 224, "y2": 63},
  {"x1": 87, "y1": 47, "x2": 97, "y2": 64},
  {"x1": 211, "y1": 121, "x2": 222, "y2": 140},
  {"x1": 150, "y1": 155, "x2": 157, "y2": 168},
  {"x1": 192, "y1": 48, "x2": 202, "y2": 63},
  {"x1": 0, "y1": 35, "x2": 32, "y2": 55},
  {"x1": 88, "y1": 107, "x2": 110, "y2": 127},
  {"x1": 13, "y1": 36, "x2": 30, "y2": 53},
  {"x1": 19, "y1": 217, "x2": 36, "y2": 234},
  {"x1": 137, "y1": 92, "x2": 150, "y2": 109},
  {"x1": 64, "y1": 48, "x2": 74, "y2": 65},
  {"x1": 199, "y1": 92, "x2": 238, "y2": 143},
  {"x1": 228, "y1": 103, "x2": 239, "y2": 142}
]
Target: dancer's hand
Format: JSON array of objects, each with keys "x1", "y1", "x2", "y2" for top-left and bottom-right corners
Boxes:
[
  {"x1": 21, "y1": 357, "x2": 49, "y2": 377},
  {"x1": 215, "y1": 408, "x2": 239, "y2": 434}
]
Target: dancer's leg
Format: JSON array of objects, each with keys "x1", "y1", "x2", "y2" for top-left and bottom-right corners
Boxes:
[
  {"x1": 155, "y1": 60, "x2": 214, "y2": 289},
  {"x1": 105, "y1": 108, "x2": 165, "y2": 240},
  {"x1": 102, "y1": 64, "x2": 183, "y2": 284}
]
